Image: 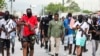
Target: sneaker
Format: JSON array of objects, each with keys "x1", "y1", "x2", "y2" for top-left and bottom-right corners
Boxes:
[
  {"x1": 55, "y1": 53, "x2": 58, "y2": 56},
  {"x1": 45, "y1": 44, "x2": 48, "y2": 49},
  {"x1": 40, "y1": 43, "x2": 44, "y2": 48}
]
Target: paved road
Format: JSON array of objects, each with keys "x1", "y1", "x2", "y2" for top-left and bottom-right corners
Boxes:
[{"x1": 0, "y1": 38, "x2": 100, "y2": 56}]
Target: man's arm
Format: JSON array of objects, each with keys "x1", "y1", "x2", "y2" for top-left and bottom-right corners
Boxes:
[
  {"x1": 48, "y1": 21, "x2": 52, "y2": 38},
  {"x1": 61, "y1": 22, "x2": 65, "y2": 37},
  {"x1": 29, "y1": 16, "x2": 38, "y2": 31},
  {"x1": 72, "y1": 22, "x2": 78, "y2": 30}
]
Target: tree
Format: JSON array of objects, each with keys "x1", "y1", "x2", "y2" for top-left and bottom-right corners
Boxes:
[
  {"x1": 67, "y1": 1, "x2": 80, "y2": 12},
  {"x1": 44, "y1": 3, "x2": 67, "y2": 14},
  {"x1": 0, "y1": 0, "x2": 5, "y2": 9},
  {"x1": 66, "y1": 0, "x2": 72, "y2": 3},
  {"x1": 66, "y1": 0, "x2": 80, "y2": 12},
  {"x1": 82, "y1": 10, "x2": 92, "y2": 14}
]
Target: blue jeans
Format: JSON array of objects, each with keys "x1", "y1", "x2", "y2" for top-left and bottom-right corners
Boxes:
[{"x1": 10, "y1": 36, "x2": 15, "y2": 47}]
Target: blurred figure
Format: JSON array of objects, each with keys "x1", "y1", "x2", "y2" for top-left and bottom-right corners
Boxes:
[
  {"x1": 40, "y1": 13, "x2": 52, "y2": 53},
  {"x1": 9, "y1": 15, "x2": 17, "y2": 54},
  {"x1": 72, "y1": 16, "x2": 77, "y2": 55},
  {"x1": 35, "y1": 17, "x2": 41, "y2": 44},
  {"x1": 18, "y1": 8, "x2": 38, "y2": 56},
  {"x1": 97, "y1": 11, "x2": 100, "y2": 40},
  {"x1": 63, "y1": 13, "x2": 75, "y2": 56},
  {"x1": 89, "y1": 17, "x2": 100, "y2": 56},
  {"x1": 61, "y1": 16, "x2": 65, "y2": 45},
  {"x1": 48, "y1": 13, "x2": 64, "y2": 56},
  {"x1": 0, "y1": 11, "x2": 11, "y2": 56},
  {"x1": 40, "y1": 17, "x2": 49, "y2": 49},
  {"x1": 73, "y1": 15, "x2": 89, "y2": 56},
  {"x1": 61, "y1": 16, "x2": 65, "y2": 21},
  {"x1": 82, "y1": 16, "x2": 90, "y2": 52}
]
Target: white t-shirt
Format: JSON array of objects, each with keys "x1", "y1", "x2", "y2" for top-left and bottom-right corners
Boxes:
[
  {"x1": 0, "y1": 19, "x2": 9, "y2": 39},
  {"x1": 0, "y1": 19, "x2": 16, "y2": 39},
  {"x1": 73, "y1": 21, "x2": 89, "y2": 38},
  {"x1": 88, "y1": 18, "x2": 92, "y2": 24},
  {"x1": 6, "y1": 19, "x2": 16, "y2": 38}
]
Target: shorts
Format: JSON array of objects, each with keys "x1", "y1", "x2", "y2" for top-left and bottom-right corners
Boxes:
[
  {"x1": 0, "y1": 38, "x2": 10, "y2": 49},
  {"x1": 22, "y1": 35, "x2": 35, "y2": 42},
  {"x1": 21, "y1": 35, "x2": 36, "y2": 48},
  {"x1": 64, "y1": 34, "x2": 73, "y2": 46},
  {"x1": 76, "y1": 36, "x2": 86, "y2": 47}
]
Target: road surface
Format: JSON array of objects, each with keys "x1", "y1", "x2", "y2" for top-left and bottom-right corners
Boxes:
[{"x1": 0, "y1": 38, "x2": 100, "y2": 56}]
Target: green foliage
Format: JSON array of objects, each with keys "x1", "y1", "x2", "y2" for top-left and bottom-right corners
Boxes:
[
  {"x1": 66, "y1": 0, "x2": 72, "y2": 3},
  {"x1": 82, "y1": 10, "x2": 92, "y2": 14},
  {"x1": 44, "y1": 3, "x2": 67, "y2": 14},
  {"x1": 67, "y1": 0, "x2": 81, "y2": 12},
  {"x1": 0, "y1": 0, "x2": 5, "y2": 9},
  {"x1": 43, "y1": 0, "x2": 81, "y2": 14}
]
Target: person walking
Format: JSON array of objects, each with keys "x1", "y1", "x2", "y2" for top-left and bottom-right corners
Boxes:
[
  {"x1": 0, "y1": 11, "x2": 11, "y2": 56},
  {"x1": 89, "y1": 17, "x2": 100, "y2": 56},
  {"x1": 48, "y1": 13, "x2": 64, "y2": 56},
  {"x1": 18, "y1": 8, "x2": 38, "y2": 56},
  {"x1": 63, "y1": 13, "x2": 75, "y2": 56},
  {"x1": 73, "y1": 15, "x2": 89, "y2": 56},
  {"x1": 8, "y1": 15, "x2": 17, "y2": 54}
]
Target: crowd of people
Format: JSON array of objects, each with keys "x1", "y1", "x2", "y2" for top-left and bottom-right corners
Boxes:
[{"x1": 0, "y1": 8, "x2": 100, "y2": 56}]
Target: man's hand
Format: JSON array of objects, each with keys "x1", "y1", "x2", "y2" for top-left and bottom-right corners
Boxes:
[
  {"x1": 77, "y1": 25, "x2": 81, "y2": 29},
  {"x1": 25, "y1": 22, "x2": 29, "y2": 26}
]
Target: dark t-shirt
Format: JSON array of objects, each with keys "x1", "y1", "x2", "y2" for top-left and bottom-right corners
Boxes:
[
  {"x1": 90, "y1": 25, "x2": 100, "y2": 40},
  {"x1": 40, "y1": 17, "x2": 50, "y2": 37}
]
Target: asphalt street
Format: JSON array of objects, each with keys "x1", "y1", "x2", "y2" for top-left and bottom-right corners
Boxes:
[{"x1": 0, "y1": 38, "x2": 100, "y2": 56}]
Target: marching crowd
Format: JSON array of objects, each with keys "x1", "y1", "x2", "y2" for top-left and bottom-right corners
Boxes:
[{"x1": 0, "y1": 8, "x2": 100, "y2": 56}]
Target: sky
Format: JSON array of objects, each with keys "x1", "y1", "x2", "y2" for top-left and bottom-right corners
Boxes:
[{"x1": 5, "y1": 0, "x2": 100, "y2": 15}]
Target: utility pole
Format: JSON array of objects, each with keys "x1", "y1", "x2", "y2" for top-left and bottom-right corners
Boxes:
[
  {"x1": 9, "y1": 0, "x2": 15, "y2": 14},
  {"x1": 42, "y1": 5, "x2": 44, "y2": 16},
  {"x1": 62, "y1": 0, "x2": 64, "y2": 6}
]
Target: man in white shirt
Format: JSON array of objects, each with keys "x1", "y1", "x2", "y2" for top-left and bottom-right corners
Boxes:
[
  {"x1": 0, "y1": 11, "x2": 11, "y2": 56},
  {"x1": 8, "y1": 15, "x2": 17, "y2": 54}
]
